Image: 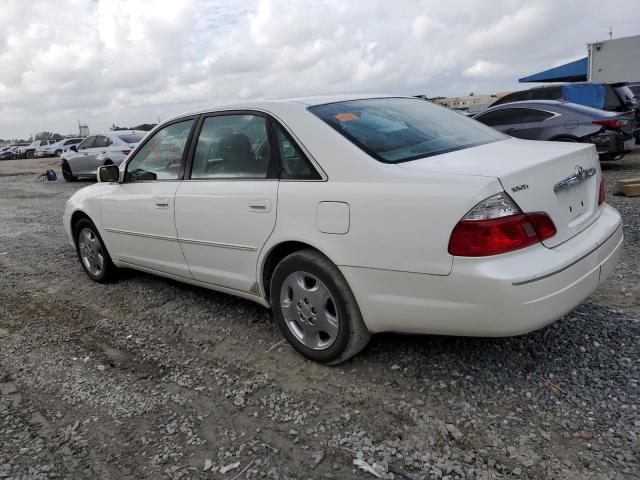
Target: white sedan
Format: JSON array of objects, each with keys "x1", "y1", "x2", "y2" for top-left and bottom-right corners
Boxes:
[{"x1": 63, "y1": 95, "x2": 623, "y2": 364}]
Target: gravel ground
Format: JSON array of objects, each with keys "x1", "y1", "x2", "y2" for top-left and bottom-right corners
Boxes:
[{"x1": 0, "y1": 150, "x2": 638, "y2": 480}]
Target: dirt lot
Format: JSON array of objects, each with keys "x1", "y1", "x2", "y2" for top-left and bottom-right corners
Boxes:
[{"x1": 0, "y1": 149, "x2": 638, "y2": 480}]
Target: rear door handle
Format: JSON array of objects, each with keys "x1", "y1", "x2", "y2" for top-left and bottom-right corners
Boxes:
[
  {"x1": 154, "y1": 197, "x2": 170, "y2": 209},
  {"x1": 248, "y1": 199, "x2": 271, "y2": 213}
]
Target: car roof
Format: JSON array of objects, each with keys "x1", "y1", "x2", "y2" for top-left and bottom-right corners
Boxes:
[
  {"x1": 169, "y1": 94, "x2": 408, "y2": 120},
  {"x1": 481, "y1": 99, "x2": 618, "y2": 117}
]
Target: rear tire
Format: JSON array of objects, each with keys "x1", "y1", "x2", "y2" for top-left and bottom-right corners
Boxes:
[
  {"x1": 61, "y1": 160, "x2": 77, "y2": 182},
  {"x1": 26, "y1": 150, "x2": 34, "y2": 159},
  {"x1": 270, "y1": 249, "x2": 370, "y2": 364},
  {"x1": 74, "y1": 218, "x2": 117, "y2": 283}
]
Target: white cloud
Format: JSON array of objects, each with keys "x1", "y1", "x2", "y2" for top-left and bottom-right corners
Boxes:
[
  {"x1": 0, "y1": 0, "x2": 639, "y2": 139},
  {"x1": 463, "y1": 60, "x2": 508, "y2": 78}
]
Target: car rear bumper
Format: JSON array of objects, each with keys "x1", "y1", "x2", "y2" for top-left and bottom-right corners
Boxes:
[
  {"x1": 341, "y1": 204, "x2": 623, "y2": 336},
  {"x1": 590, "y1": 131, "x2": 635, "y2": 155}
]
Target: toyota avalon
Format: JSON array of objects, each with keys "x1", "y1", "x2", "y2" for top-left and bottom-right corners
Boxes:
[{"x1": 63, "y1": 95, "x2": 623, "y2": 364}]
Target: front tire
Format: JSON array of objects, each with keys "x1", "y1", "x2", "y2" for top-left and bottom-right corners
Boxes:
[
  {"x1": 74, "y1": 218, "x2": 117, "y2": 283},
  {"x1": 270, "y1": 249, "x2": 370, "y2": 364},
  {"x1": 61, "y1": 160, "x2": 77, "y2": 182}
]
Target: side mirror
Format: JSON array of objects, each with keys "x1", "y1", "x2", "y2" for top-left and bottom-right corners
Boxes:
[
  {"x1": 69, "y1": 145, "x2": 78, "y2": 152},
  {"x1": 98, "y1": 164, "x2": 120, "y2": 183}
]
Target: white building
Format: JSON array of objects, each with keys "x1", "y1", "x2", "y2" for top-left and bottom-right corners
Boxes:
[{"x1": 588, "y1": 34, "x2": 640, "y2": 83}]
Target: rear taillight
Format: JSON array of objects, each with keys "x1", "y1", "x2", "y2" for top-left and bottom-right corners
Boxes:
[
  {"x1": 448, "y1": 192, "x2": 556, "y2": 257},
  {"x1": 592, "y1": 118, "x2": 630, "y2": 131},
  {"x1": 598, "y1": 176, "x2": 605, "y2": 205}
]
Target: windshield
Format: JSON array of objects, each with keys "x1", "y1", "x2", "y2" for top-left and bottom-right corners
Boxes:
[
  {"x1": 309, "y1": 98, "x2": 505, "y2": 163},
  {"x1": 117, "y1": 133, "x2": 145, "y2": 144}
]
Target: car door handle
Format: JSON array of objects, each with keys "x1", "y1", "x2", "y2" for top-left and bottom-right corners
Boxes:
[
  {"x1": 248, "y1": 199, "x2": 271, "y2": 213},
  {"x1": 154, "y1": 197, "x2": 170, "y2": 209}
]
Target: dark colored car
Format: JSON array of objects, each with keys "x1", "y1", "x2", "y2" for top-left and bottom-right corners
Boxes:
[
  {"x1": 491, "y1": 83, "x2": 637, "y2": 111},
  {"x1": 474, "y1": 100, "x2": 636, "y2": 160}
]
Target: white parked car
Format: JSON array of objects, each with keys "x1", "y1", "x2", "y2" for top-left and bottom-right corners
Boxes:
[
  {"x1": 47, "y1": 138, "x2": 84, "y2": 157},
  {"x1": 61, "y1": 130, "x2": 145, "y2": 181},
  {"x1": 63, "y1": 95, "x2": 623, "y2": 363},
  {"x1": 20, "y1": 139, "x2": 55, "y2": 158}
]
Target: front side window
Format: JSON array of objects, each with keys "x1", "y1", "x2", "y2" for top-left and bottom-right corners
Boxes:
[
  {"x1": 191, "y1": 114, "x2": 270, "y2": 179},
  {"x1": 125, "y1": 119, "x2": 194, "y2": 181},
  {"x1": 93, "y1": 136, "x2": 109, "y2": 148},
  {"x1": 310, "y1": 98, "x2": 505, "y2": 163},
  {"x1": 274, "y1": 125, "x2": 320, "y2": 180},
  {"x1": 77, "y1": 136, "x2": 95, "y2": 150}
]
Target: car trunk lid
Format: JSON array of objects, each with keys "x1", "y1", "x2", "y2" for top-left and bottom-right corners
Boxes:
[{"x1": 398, "y1": 138, "x2": 601, "y2": 248}]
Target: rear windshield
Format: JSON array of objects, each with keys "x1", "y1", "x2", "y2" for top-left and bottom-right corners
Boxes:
[
  {"x1": 309, "y1": 98, "x2": 505, "y2": 163},
  {"x1": 116, "y1": 133, "x2": 145, "y2": 144}
]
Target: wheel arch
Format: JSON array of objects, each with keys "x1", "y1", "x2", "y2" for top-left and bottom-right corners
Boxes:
[
  {"x1": 70, "y1": 210, "x2": 92, "y2": 240},
  {"x1": 259, "y1": 240, "x2": 336, "y2": 299}
]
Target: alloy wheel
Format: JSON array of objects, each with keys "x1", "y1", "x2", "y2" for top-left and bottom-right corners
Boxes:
[{"x1": 78, "y1": 227, "x2": 104, "y2": 276}]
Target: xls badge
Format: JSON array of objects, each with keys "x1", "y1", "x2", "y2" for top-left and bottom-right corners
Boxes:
[{"x1": 511, "y1": 184, "x2": 529, "y2": 193}]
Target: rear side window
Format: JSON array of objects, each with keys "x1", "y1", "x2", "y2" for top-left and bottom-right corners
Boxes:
[
  {"x1": 191, "y1": 114, "x2": 271, "y2": 179},
  {"x1": 64, "y1": 139, "x2": 81, "y2": 145},
  {"x1": 77, "y1": 136, "x2": 95, "y2": 150},
  {"x1": 310, "y1": 98, "x2": 504, "y2": 163},
  {"x1": 274, "y1": 124, "x2": 320, "y2": 180},
  {"x1": 93, "y1": 136, "x2": 110, "y2": 148},
  {"x1": 520, "y1": 109, "x2": 555, "y2": 123},
  {"x1": 475, "y1": 108, "x2": 523, "y2": 126}
]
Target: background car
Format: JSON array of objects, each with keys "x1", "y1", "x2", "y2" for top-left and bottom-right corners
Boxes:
[
  {"x1": 17, "y1": 139, "x2": 55, "y2": 159},
  {"x1": 474, "y1": 100, "x2": 635, "y2": 160},
  {"x1": 492, "y1": 83, "x2": 638, "y2": 111},
  {"x1": 61, "y1": 130, "x2": 145, "y2": 181},
  {"x1": 0, "y1": 146, "x2": 18, "y2": 160},
  {"x1": 46, "y1": 138, "x2": 84, "y2": 156}
]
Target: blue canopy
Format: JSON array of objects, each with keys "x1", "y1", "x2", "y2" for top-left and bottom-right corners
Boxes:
[{"x1": 519, "y1": 57, "x2": 588, "y2": 83}]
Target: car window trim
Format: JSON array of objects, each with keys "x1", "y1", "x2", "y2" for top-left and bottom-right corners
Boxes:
[
  {"x1": 183, "y1": 110, "x2": 279, "y2": 182},
  {"x1": 123, "y1": 115, "x2": 199, "y2": 184}
]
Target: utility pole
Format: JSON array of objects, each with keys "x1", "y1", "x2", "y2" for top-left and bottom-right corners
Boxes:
[{"x1": 608, "y1": 26, "x2": 613, "y2": 39}]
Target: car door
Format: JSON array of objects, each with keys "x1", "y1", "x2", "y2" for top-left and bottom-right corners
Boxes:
[
  {"x1": 516, "y1": 108, "x2": 557, "y2": 140},
  {"x1": 86, "y1": 135, "x2": 110, "y2": 174},
  {"x1": 174, "y1": 112, "x2": 278, "y2": 293},
  {"x1": 475, "y1": 108, "x2": 524, "y2": 137},
  {"x1": 70, "y1": 136, "x2": 95, "y2": 173},
  {"x1": 99, "y1": 118, "x2": 197, "y2": 277}
]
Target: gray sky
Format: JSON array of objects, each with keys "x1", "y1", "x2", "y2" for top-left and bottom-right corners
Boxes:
[{"x1": 1, "y1": 0, "x2": 639, "y2": 139}]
